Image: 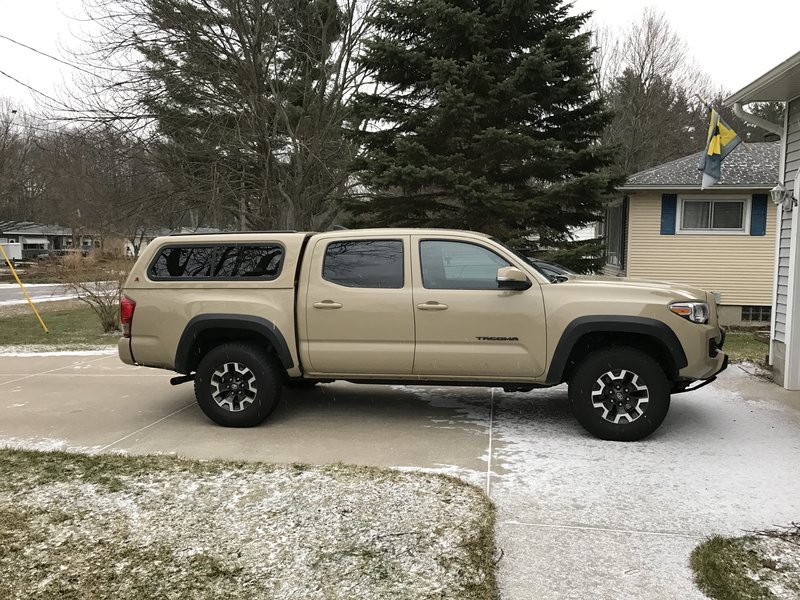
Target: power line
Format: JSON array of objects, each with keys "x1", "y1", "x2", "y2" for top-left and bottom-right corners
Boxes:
[
  {"x1": 0, "y1": 32, "x2": 98, "y2": 78},
  {"x1": 0, "y1": 69, "x2": 69, "y2": 109},
  {"x1": 0, "y1": 69, "x2": 141, "y2": 120}
]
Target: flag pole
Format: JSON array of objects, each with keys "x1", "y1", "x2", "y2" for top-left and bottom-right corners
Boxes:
[
  {"x1": 694, "y1": 94, "x2": 753, "y2": 154},
  {"x1": 693, "y1": 94, "x2": 713, "y2": 111},
  {"x1": 0, "y1": 244, "x2": 49, "y2": 333}
]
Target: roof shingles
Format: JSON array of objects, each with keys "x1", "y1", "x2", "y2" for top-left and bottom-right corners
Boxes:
[{"x1": 622, "y1": 142, "x2": 779, "y2": 189}]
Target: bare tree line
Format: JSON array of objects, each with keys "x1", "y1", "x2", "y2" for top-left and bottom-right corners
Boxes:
[
  {"x1": 593, "y1": 8, "x2": 784, "y2": 176},
  {"x1": 0, "y1": 99, "x2": 180, "y2": 252}
]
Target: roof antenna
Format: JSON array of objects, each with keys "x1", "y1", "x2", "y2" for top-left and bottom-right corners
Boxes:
[{"x1": 330, "y1": 224, "x2": 348, "y2": 230}]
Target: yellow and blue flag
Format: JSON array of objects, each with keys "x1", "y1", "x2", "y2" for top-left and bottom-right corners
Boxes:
[{"x1": 698, "y1": 109, "x2": 741, "y2": 189}]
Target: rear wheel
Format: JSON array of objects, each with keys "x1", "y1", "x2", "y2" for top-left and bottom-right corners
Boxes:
[
  {"x1": 194, "y1": 343, "x2": 282, "y2": 427},
  {"x1": 568, "y1": 347, "x2": 670, "y2": 441}
]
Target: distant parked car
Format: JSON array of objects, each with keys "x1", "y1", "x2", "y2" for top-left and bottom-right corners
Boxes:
[{"x1": 527, "y1": 259, "x2": 575, "y2": 282}]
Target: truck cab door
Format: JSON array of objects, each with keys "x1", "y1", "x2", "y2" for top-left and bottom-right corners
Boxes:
[
  {"x1": 300, "y1": 235, "x2": 415, "y2": 375},
  {"x1": 410, "y1": 236, "x2": 547, "y2": 379}
]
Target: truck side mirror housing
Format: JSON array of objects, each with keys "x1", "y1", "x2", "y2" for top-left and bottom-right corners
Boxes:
[{"x1": 496, "y1": 266, "x2": 531, "y2": 291}]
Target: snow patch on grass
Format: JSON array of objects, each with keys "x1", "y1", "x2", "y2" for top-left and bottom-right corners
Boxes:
[
  {"x1": 0, "y1": 345, "x2": 116, "y2": 356},
  {"x1": 0, "y1": 435, "x2": 106, "y2": 454},
  {"x1": 394, "y1": 464, "x2": 486, "y2": 489},
  {"x1": 746, "y1": 535, "x2": 800, "y2": 599},
  {"x1": 0, "y1": 450, "x2": 497, "y2": 600}
]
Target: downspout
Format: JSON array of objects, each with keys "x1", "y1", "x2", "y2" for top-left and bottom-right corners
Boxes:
[
  {"x1": 733, "y1": 102, "x2": 783, "y2": 137},
  {"x1": 732, "y1": 101, "x2": 785, "y2": 380}
]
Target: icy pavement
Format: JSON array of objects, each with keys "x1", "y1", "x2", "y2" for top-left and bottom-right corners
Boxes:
[
  {"x1": 401, "y1": 367, "x2": 800, "y2": 599},
  {"x1": 0, "y1": 281, "x2": 118, "y2": 307}
]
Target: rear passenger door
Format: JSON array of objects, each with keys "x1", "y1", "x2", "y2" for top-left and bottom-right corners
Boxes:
[{"x1": 301, "y1": 235, "x2": 415, "y2": 375}]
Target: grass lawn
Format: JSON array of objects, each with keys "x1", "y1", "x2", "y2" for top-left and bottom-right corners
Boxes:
[
  {"x1": 724, "y1": 331, "x2": 769, "y2": 365},
  {"x1": 0, "y1": 305, "x2": 117, "y2": 350},
  {"x1": 0, "y1": 449, "x2": 497, "y2": 600},
  {"x1": 691, "y1": 532, "x2": 800, "y2": 599}
]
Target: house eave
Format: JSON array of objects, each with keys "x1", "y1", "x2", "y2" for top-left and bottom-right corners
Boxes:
[{"x1": 724, "y1": 50, "x2": 800, "y2": 104}]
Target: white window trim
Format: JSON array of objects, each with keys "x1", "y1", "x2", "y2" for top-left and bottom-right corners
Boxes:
[{"x1": 676, "y1": 195, "x2": 751, "y2": 235}]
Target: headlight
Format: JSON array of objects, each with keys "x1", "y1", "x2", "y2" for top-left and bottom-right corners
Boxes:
[{"x1": 670, "y1": 301, "x2": 709, "y2": 324}]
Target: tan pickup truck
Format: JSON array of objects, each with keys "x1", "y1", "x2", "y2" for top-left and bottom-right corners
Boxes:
[{"x1": 118, "y1": 228, "x2": 727, "y2": 441}]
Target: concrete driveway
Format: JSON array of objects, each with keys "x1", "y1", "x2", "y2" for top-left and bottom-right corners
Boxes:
[{"x1": 2, "y1": 352, "x2": 800, "y2": 599}]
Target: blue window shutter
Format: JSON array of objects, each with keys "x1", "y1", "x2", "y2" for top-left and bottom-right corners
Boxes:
[
  {"x1": 750, "y1": 194, "x2": 768, "y2": 236},
  {"x1": 660, "y1": 194, "x2": 677, "y2": 235}
]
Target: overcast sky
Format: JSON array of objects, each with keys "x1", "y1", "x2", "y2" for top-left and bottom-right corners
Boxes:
[{"x1": 1, "y1": 0, "x2": 799, "y2": 112}]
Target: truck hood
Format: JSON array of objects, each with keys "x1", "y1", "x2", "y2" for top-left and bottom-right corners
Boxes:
[{"x1": 558, "y1": 275, "x2": 710, "y2": 302}]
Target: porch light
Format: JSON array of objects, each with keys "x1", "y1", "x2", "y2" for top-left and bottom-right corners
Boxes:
[{"x1": 770, "y1": 183, "x2": 797, "y2": 210}]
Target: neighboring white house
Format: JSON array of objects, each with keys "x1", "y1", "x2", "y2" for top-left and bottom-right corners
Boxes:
[
  {"x1": 725, "y1": 50, "x2": 800, "y2": 389},
  {"x1": 0, "y1": 221, "x2": 99, "y2": 258}
]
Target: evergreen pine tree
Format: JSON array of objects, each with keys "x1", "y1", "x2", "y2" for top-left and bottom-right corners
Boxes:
[{"x1": 348, "y1": 0, "x2": 617, "y2": 257}]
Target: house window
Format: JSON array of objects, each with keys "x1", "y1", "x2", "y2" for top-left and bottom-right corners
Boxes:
[
  {"x1": 741, "y1": 306, "x2": 771, "y2": 322},
  {"x1": 679, "y1": 198, "x2": 747, "y2": 233},
  {"x1": 605, "y1": 200, "x2": 626, "y2": 267}
]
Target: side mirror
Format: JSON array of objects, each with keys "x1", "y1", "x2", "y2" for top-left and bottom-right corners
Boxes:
[{"x1": 497, "y1": 266, "x2": 531, "y2": 291}]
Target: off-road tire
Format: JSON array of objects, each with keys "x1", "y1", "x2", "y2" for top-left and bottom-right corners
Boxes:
[
  {"x1": 568, "y1": 347, "x2": 671, "y2": 441},
  {"x1": 194, "y1": 343, "x2": 282, "y2": 427}
]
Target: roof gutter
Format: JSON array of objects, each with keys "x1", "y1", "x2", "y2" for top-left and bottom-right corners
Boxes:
[
  {"x1": 732, "y1": 103, "x2": 783, "y2": 138},
  {"x1": 619, "y1": 185, "x2": 774, "y2": 192}
]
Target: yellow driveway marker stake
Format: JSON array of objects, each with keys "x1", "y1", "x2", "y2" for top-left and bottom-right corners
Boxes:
[{"x1": 0, "y1": 244, "x2": 48, "y2": 333}]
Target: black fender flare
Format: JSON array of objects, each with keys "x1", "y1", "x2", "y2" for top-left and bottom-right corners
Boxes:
[
  {"x1": 545, "y1": 315, "x2": 687, "y2": 384},
  {"x1": 175, "y1": 314, "x2": 294, "y2": 374}
]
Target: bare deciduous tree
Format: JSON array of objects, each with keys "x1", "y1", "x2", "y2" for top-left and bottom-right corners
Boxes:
[
  {"x1": 65, "y1": 0, "x2": 378, "y2": 231},
  {"x1": 0, "y1": 100, "x2": 48, "y2": 222},
  {"x1": 592, "y1": 8, "x2": 783, "y2": 176},
  {"x1": 591, "y1": 9, "x2": 713, "y2": 175}
]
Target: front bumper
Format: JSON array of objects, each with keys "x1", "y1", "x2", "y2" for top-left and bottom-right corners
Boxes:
[{"x1": 672, "y1": 352, "x2": 728, "y2": 394}]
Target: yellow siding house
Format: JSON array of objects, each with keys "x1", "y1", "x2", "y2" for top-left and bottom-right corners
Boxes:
[{"x1": 605, "y1": 142, "x2": 779, "y2": 326}]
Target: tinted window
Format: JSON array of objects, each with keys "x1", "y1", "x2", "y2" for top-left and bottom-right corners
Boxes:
[
  {"x1": 149, "y1": 246, "x2": 217, "y2": 279},
  {"x1": 420, "y1": 240, "x2": 509, "y2": 290},
  {"x1": 323, "y1": 240, "x2": 403, "y2": 288},
  {"x1": 212, "y1": 245, "x2": 283, "y2": 278},
  {"x1": 149, "y1": 245, "x2": 283, "y2": 280}
]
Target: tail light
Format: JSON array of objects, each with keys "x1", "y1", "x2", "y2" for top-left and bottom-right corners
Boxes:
[{"x1": 120, "y1": 295, "x2": 136, "y2": 338}]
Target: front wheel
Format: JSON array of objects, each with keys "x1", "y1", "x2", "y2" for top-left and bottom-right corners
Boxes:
[
  {"x1": 194, "y1": 343, "x2": 282, "y2": 427},
  {"x1": 568, "y1": 347, "x2": 671, "y2": 441}
]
